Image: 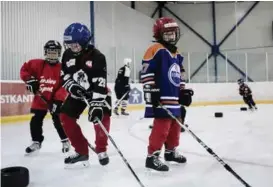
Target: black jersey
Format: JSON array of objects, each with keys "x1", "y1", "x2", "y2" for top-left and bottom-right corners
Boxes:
[
  {"x1": 239, "y1": 84, "x2": 252, "y2": 97},
  {"x1": 61, "y1": 45, "x2": 107, "y2": 99},
  {"x1": 115, "y1": 66, "x2": 130, "y2": 86}
]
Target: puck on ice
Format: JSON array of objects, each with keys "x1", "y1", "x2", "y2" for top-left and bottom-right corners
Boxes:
[
  {"x1": 1, "y1": 166, "x2": 29, "y2": 187},
  {"x1": 240, "y1": 107, "x2": 247, "y2": 111},
  {"x1": 214, "y1": 112, "x2": 223, "y2": 118}
]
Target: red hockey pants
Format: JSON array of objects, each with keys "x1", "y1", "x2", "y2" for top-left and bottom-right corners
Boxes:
[
  {"x1": 60, "y1": 113, "x2": 110, "y2": 155},
  {"x1": 148, "y1": 118, "x2": 181, "y2": 155}
]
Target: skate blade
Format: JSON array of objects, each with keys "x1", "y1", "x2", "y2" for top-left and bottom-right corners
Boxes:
[
  {"x1": 144, "y1": 168, "x2": 169, "y2": 177},
  {"x1": 64, "y1": 161, "x2": 90, "y2": 169},
  {"x1": 24, "y1": 150, "x2": 40, "y2": 157},
  {"x1": 166, "y1": 161, "x2": 187, "y2": 169}
]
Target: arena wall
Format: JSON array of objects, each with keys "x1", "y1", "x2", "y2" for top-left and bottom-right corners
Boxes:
[{"x1": 1, "y1": 81, "x2": 273, "y2": 124}]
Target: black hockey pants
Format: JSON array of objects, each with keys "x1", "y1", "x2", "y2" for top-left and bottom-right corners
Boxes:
[{"x1": 30, "y1": 109, "x2": 67, "y2": 143}]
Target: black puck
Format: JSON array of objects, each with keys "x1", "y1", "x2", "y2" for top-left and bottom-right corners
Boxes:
[
  {"x1": 214, "y1": 112, "x2": 223, "y2": 118},
  {"x1": 1, "y1": 166, "x2": 29, "y2": 187},
  {"x1": 240, "y1": 107, "x2": 247, "y2": 111}
]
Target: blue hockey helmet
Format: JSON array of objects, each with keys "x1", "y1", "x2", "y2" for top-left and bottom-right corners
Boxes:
[{"x1": 63, "y1": 23, "x2": 92, "y2": 54}]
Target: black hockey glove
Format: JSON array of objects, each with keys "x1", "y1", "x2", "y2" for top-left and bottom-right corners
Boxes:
[
  {"x1": 63, "y1": 78, "x2": 86, "y2": 99},
  {"x1": 88, "y1": 99, "x2": 105, "y2": 123},
  {"x1": 49, "y1": 100, "x2": 63, "y2": 115},
  {"x1": 81, "y1": 92, "x2": 104, "y2": 123},
  {"x1": 26, "y1": 77, "x2": 39, "y2": 94},
  {"x1": 143, "y1": 84, "x2": 160, "y2": 107},
  {"x1": 125, "y1": 84, "x2": 131, "y2": 92},
  {"x1": 179, "y1": 89, "x2": 194, "y2": 107}
]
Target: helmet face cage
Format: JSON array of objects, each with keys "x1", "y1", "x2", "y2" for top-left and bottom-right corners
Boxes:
[
  {"x1": 45, "y1": 49, "x2": 61, "y2": 63},
  {"x1": 162, "y1": 27, "x2": 180, "y2": 45},
  {"x1": 44, "y1": 40, "x2": 61, "y2": 64},
  {"x1": 64, "y1": 43, "x2": 82, "y2": 54}
]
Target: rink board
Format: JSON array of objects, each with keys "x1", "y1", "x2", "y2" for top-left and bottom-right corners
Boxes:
[{"x1": 1, "y1": 81, "x2": 273, "y2": 124}]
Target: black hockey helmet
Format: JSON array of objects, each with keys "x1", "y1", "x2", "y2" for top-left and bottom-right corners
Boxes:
[
  {"x1": 237, "y1": 78, "x2": 244, "y2": 85},
  {"x1": 44, "y1": 40, "x2": 62, "y2": 64}
]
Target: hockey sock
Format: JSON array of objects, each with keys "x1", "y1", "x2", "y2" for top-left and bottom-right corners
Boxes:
[
  {"x1": 30, "y1": 110, "x2": 47, "y2": 143},
  {"x1": 165, "y1": 120, "x2": 181, "y2": 150},
  {"x1": 148, "y1": 118, "x2": 172, "y2": 154},
  {"x1": 60, "y1": 113, "x2": 89, "y2": 155},
  {"x1": 94, "y1": 114, "x2": 110, "y2": 153},
  {"x1": 52, "y1": 114, "x2": 67, "y2": 140},
  {"x1": 121, "y1": 100, "x2": 128, "y2": 111}
]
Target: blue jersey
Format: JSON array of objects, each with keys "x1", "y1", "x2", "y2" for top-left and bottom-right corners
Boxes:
[{"x1": 141, "y1": 43, "x2": 184, "y2": 118}]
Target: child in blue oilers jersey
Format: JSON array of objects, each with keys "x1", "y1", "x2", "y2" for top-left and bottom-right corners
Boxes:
[{"x1": 141, "y1": 17, "x2": 189, "y2": 172}]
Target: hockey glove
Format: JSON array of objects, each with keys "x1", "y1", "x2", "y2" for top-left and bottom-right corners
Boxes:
[
  {"x1": 63, "y1": 78, "x2": 86, "y2": 99},
  {"x1": 143, "y1": 84, "x2": 160, "y2": 107},
  {"x1": 179, "y1": 89, "x2": 194, "y2": 107},
  {"x1": 26, "y1": 77, "x2": 39, "y2": 94},
  {"x1": 49, "y1": 100, "x2": 63, "y2": 115},
  {"x1": 88, "y1": 99, "x2": 104, "y2": 123},
  {"x1": 125, "y1": 84, "x2": 131, "y2": 92}
]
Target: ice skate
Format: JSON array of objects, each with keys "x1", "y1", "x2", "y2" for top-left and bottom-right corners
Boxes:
[
  {"x1": 113, "y1": 107, "x2": 119, "y2": 116},
  {"x1": 61, "y1": 139, "x2": 71, "y2": 153},
  {"x1": 164, "y1": 149, "x2": 187, "y2": 163},
  {"x1": 98, "y1": 152, "x2": 109, "y2": 166},
  {"x1": 64, "y1": 152, "x2": 89, "y2": 168},
  {"x1": 145, "y1": 152, "x2": 169, "y2": 172},
  {"x1": 121, "y1": 109, "x2": 129, "y2": 116},
  {"x1": 25, "y1": 141, "x2": 41, "y2": 155}
]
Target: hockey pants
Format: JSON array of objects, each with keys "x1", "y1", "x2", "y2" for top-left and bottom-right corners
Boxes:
[
  {"x1": 30, "y1": 109, "x2": 67, "y2": 143},
  {"x1": 148, "y1": 118, "x2": 181, "y2": 155}
]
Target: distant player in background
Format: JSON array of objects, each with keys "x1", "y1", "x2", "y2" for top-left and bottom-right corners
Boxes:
[
  {"x1": 60, "y1": 23, "x2": 111, "y2": 166},
  {"x1": 238, "y1": 78, "x2": 257, "y2": 110},
  {"x1": 141, "y1": 17, "x2": 187, "y2": 172},
  {"x1": 20, "y1": 40, "x2": 70, "y2": 155},
  {"x1": 114, "y1": 58, "x2": 132, "y2": 116}
]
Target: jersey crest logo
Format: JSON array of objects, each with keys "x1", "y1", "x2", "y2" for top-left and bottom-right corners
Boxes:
[
  {"x1": 73, "y1": 70, "x2": 90, "y2": 89},
  {"x1": 86, "y1": 61, "x2": 92, "y2": 68},
  {"x1": 168, "y1": 63, "x2": 181, "y2": 87}
]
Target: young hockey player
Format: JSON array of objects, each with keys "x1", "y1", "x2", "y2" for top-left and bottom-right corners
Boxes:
[
  {"x1": 60, "y1": 23, "x2": 111, "y2": 166},
  {"x1": 20, "y1": 40, "x2": 70, "y2": 154},
  {"x1": 141, "y1": 17, "x2": 187, "y2": 172},
  {"x1": 114, "y1": 58, "x2": 132, "y2": 116},
  {"x1": 238, "y1": 79, "x2": 257, "y2": 110}
]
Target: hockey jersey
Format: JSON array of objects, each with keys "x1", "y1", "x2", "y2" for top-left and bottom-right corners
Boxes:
[
  {"x1": 115, "y1": 66, "x2": 130, "y2": 87},
  {"x1": 20, "y1": 59, "x2": 67, "y2": 110},
  {"x1": 141, "y1": 43, "x2": 184, "y2": 118},
  {"x1": 239, "y1": 84, "x2": 252, "y2": 97}
]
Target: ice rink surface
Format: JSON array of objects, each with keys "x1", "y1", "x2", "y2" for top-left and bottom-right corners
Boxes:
[{"x1": 1, "y1": 104, "x2": 273, "y2": 187}]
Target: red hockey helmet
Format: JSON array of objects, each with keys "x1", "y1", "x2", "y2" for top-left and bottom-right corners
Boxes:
[{"x1": 153, "y1": 17, "x2": 180, "y2": 45}]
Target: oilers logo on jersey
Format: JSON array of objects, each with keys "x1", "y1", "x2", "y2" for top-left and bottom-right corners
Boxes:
[{"x1": 168, "y1": 63, "x2": 181, "y2": 87}]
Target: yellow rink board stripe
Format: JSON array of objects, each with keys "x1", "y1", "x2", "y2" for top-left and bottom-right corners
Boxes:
[{"x1": 1, "y1": 100, "x2": 273, "y2": 124}]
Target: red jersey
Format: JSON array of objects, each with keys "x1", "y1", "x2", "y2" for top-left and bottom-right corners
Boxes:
[{"x1": 20, "y1": 59, "x2": 67, "y2": 110}]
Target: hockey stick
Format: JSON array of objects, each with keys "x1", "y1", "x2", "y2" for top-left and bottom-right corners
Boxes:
[
  {"x1": 114, "y1": 90, "x2": 130, "y2": 109},
  {"x1": 94, "y1": 117, "x2": 145, "y2": 187},
  {"x1": 159, "y1": 104, "x2": 252, "y2": 187}
]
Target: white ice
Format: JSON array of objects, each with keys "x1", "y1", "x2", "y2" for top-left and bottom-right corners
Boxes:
[{"x1": 1, "y1": 104, "x2": 273, "y2": 187}]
